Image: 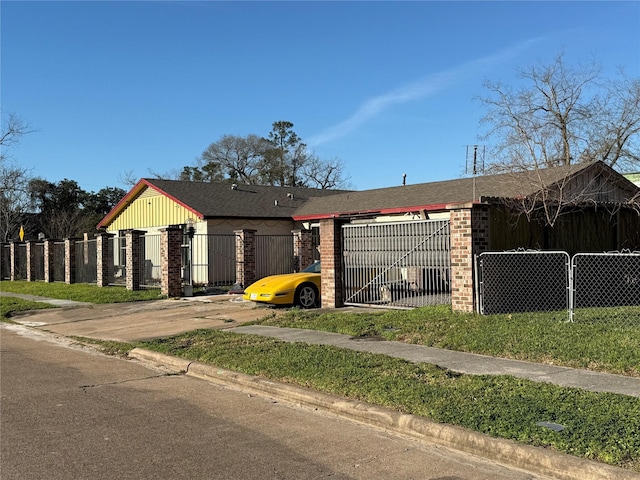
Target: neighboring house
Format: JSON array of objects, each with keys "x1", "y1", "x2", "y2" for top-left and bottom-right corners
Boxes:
[{"x1": 292, "y1": 161, "x2": 640, "y2": 310}]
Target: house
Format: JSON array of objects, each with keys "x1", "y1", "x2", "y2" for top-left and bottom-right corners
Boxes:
[
  {"x1": 94, "y1": 163, "x2": 638, "y2": 311},
  {"x1": 97, "y1": 179, "x2": 346, "y2": 286},
  {"x1": 292, "y1": 161, "x2": 640, "y2": 311},
  {"x1": 98, "y1": 178, "x2": 346, "y2": 236}
]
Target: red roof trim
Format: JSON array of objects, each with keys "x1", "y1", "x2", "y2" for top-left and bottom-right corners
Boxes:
[
  {"x1": 96, "y1": 179, "x2": 204, "y2": 229},
  {"x1": 292, "y1": 203, "x2": 458, "y2": 221}
]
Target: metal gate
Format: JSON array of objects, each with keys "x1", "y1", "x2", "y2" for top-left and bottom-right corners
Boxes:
[{"x1": 342, "y1": 219, "x2": 451, "y2": 308}]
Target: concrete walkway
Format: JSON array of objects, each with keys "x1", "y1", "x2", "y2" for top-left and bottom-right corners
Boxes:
[{"x1": 228, "y1": 325, "x2": 640, "y2": 398}]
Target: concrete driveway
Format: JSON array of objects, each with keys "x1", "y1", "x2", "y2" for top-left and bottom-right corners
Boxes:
[{"x1": 10, "y1": 294, "x2": 282, "y2": 342}]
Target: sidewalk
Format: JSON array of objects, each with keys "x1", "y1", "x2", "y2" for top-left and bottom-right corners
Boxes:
[{"x1": 227, "y1": 325, "x2": 640, "y2": 398}]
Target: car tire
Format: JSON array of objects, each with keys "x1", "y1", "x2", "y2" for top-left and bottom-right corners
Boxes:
[{"x1": 295, "y1": 283, "x2": 319, "y2": 308}]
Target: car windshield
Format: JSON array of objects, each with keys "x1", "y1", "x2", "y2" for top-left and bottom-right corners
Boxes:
[{"x1": 302, "y1": 262, "x2": 321, "y2": 273}]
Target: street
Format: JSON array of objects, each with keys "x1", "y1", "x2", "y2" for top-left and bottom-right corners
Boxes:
[{"x1": 0, "y1": 324, "x2": 545, "y2": 480}]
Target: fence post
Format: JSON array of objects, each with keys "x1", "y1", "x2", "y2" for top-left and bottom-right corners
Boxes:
[
  {"x1": 292, "y1": 229, "x2": 314, "y2": 272},
  {"x1": 319, "y1": 218, "x2": 344, "y2": 308},
  {"x1": 25, "y1": 240, "x2": 36, "y2": 282},
  {"x1": 64, "y1": 238, "x2": 78, "y2": 284},
  {"x1": 9, "y1": 242, "x2": 18, "y2": 281},
  {"x1": 449, "y1": 207, "x2": 474, "y2": 313},
  {"x1": 125, "y1": 230, "x2": 146, "y2": 291},
  {"x1": 160, "y1": 226, "x2": 183, "y2": 297},
  {"x1": 95, "y1": 233, "x2": 114, "y2": 287},
  {"x1": 43, "y1": 239, "x2": 55, "y2": 282},
  {"x1": 234, "y1": 229, "x2": 256, "y2": 288}
]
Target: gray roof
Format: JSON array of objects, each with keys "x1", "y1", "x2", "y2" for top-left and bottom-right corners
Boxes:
[
  {"x1": 145, "y1": 179, "x2": 347, "y2": 219},
  {"x1": 293, "y1": 162, "x2": 639, "y2": 219}
]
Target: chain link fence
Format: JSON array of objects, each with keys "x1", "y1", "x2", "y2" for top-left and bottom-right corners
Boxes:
[
  {"x1": 478, "y1": 250, "x2": 640, "y2": 325},
  {"x1": 571, "y1": 251, "x2": 640, "y2": 324}
]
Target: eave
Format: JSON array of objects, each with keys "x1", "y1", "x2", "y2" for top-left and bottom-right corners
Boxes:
[{"x1": 292, "y1": 202, "x2": 475, "y2": 222}]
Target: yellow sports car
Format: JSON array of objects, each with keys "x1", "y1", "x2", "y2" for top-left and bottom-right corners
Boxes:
[{"x1": 243, "y1": 262, "x2": 321, "y2": 308}]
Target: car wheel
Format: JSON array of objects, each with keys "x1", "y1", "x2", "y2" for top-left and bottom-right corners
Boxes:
[{"x1": 295, "y1": 283, "x2": 318, "y2": 308}]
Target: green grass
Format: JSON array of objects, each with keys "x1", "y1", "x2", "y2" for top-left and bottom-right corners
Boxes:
[
  {"x1": 141, "y1": 329, "x2": 640, "y2": 471},
  {"x1": 253, "y1": 305, "x2": 640, "y2": 376},
  {"x1": 69, "y1": 336, "x2": 137, "y2": 357},
  {"x1": 0, "y1": 296, "x2": 57, "y2": 320},
  {"x1": 1, "y1": 281, "x2": 165, "y2": 304}
]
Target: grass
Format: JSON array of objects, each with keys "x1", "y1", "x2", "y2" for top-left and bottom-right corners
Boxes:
[
  {"x1": 0, "y1": 296, "x2": 57, "y2": 320},
  {"x1": 2, "y1": 281, "x2": 638, "y2": 470},
  {"x1": 253, "y1": 305, "x2": 640, "y2": 377},
  {"x1": 140, "y1": 329, "x2": 640, "y2": 471},
  {"x1": 0, "y1": 281, "x2": 166, "y2": 304}
]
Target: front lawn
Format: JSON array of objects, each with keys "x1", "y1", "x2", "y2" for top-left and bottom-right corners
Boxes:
[
  {"x1": 0, "y1": 281, "x2": 165, "y2": 304},
  {"x1": 254, "y1": 306, "x2": 640, "y2": 376}
]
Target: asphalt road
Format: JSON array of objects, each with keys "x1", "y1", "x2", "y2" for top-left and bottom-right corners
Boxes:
[{"x1": 0, "y1": 324, "x2": 549, "y2": 480}]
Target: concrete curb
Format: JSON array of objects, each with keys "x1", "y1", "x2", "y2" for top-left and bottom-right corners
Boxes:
[{"x1": 128, "y1": 348, "x2": 639, "y2": 480}]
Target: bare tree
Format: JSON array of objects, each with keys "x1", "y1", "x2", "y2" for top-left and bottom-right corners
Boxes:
[
  {"x1": 477, "y1": 53, "x2": 640, "y2": 172},
  {"x1": 199, "y1": 134, "x2": 266, "y2": 184},
  {"x1": 0, "y1": 114, "x2": 34, "y2": 241},
  {"x1": 476, "y1": 53, "x2": 640, "y2": 227},
  {"x1": 302, "y1": 154, "x2": 351, "y2": 190}
]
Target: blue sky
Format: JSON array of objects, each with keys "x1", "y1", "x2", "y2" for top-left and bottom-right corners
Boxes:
[{"x1": 2, "y1": 1, "x2": 639, "y2": 193}]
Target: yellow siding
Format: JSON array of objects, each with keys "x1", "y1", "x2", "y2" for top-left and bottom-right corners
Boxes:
[{"x1": 108, "y1": 187, "x2": 197, "y2": 231}]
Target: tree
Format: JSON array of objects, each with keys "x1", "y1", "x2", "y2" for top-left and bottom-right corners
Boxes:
[
  {"x1": 28, "y1": 179, "x2": 125, "y2": 239},
  {"x1": 196, "y1": 134, "x2": 266, "y2": 184},
  {"x1": 192, "y1": 121, "x2": 349, "y2": 189},
  {"x1": 477, "y1": 53, "x2": 640, "y2": 172},
  {"x1": 260, "y1": 121, "x2": 308, "y2": 187},
  {"x1": 0, "y1": 114, "x2": 34, "y2": 241},
  {"x1": 476, "y1": 53, "x2": 640, "y2": 227}
]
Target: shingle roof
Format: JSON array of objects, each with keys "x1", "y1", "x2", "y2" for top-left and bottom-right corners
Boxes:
[
  {"x1": 97, "y1": 179, "x2": 348, "y2": 228},
  {"x1": 293, "y1": 161, "x2": 639, "y2": 219},
  {"x1": 143, "y1": 180, "x2": 346, "y2": 219}
]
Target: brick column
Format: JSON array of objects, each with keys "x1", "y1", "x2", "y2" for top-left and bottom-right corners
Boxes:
[
  {"x1": 450, "y1": 207, "x2": 474, "y2": 312},
  {"x1": 319, "y1": 218, "x2": 344, "y2": 308},
  {"x1": 43, "y1": 239, "x2": 55, "y2": 282},
  {"x1": 125, "y1": 230, "x2": 146, "y2": 291},
  {"x1": 26, "y1": 241, "x2": 36, "y2": 282},
  {"x1": 96, "y1": 233, "x2": 114, "y2": 287},
  {"x1": 64, "y1": 238, "x2": 77, "y2": 284},
  {"x1": 161, "y1": 226, "x2": 183, "y2": 297},
  {"x1": 9, "y1": 242, "x2": 19, "y2": 280},
  {"x1": 292, "y1": 229, "x2": 314, "y2": 272},
  {"x1": 234, "y1": 229, "x2": 256, "y2": 288}
]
